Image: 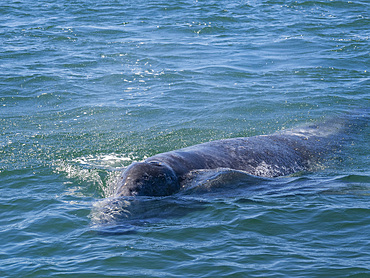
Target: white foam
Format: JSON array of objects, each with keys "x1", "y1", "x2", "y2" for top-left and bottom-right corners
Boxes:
[
  {"x1": 71, "y1": 153, "x2": 134, "y2": 169},
  {"x1": 53, "y1": 153, "x2": 136, "y2": 199}
]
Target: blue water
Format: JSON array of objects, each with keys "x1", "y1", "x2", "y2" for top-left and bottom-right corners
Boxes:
[{"x1": 1, "y1": 0, "x2": 369, "y2": 277}]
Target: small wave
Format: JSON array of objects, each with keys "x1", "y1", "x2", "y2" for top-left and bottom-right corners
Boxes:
[
  {"x1": 320, "y1": 174, "x2": 370, "y2": 196},
  {"x1": 336, "y1": 174, "x2": 370, "y2": 183}
]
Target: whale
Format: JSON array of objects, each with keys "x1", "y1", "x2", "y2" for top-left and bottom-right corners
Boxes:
[{"x1": 114, "y1": 118, "x2": 354, "y2": 197}]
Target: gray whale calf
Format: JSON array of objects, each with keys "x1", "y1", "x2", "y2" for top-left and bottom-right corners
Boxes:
[{"x1": 115, "y1": 118, "x2": 352, "y2": 197}]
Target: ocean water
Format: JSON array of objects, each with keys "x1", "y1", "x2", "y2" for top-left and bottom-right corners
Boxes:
[{"x1": 1, "y1": 0, "x2": 369, "y2": 277}]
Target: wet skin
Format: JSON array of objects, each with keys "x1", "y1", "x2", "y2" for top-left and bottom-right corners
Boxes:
[{"x1": 115, "y1": 124, "x2": 337, "y2": 197}]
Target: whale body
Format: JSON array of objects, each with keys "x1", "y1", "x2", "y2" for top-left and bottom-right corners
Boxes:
[{"x1": 114, "y1": 119, "x2": 348, "y2": 197}]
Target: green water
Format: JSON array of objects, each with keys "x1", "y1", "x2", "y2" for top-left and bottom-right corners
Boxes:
[{"x1": 1, "y1": 0, "x2": 369, "y2": 277}]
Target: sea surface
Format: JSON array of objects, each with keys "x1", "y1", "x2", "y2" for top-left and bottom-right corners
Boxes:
[{"x1": 1, "y1": 0, "x2": 369, "y2": 277}]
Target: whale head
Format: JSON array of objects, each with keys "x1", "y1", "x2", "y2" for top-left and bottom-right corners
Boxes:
[{"x1": 115, "y1": 161, "x2": 180, "y2": 197}]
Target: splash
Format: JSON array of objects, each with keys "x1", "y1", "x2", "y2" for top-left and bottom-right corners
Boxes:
[
  {"x1": 53, "y1": 153, "x2": 138, "y2": 198},
  {"x1": 90, "y1": 197, "x2": 133, "y2": 226},
  {"x1": 70, "y1": 153, "x2": 133, "y2": 169}
]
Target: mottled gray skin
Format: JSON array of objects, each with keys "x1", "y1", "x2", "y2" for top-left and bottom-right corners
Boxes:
[{"x1": 115, "y1": 122, "x2": 341, "y2": 197}]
